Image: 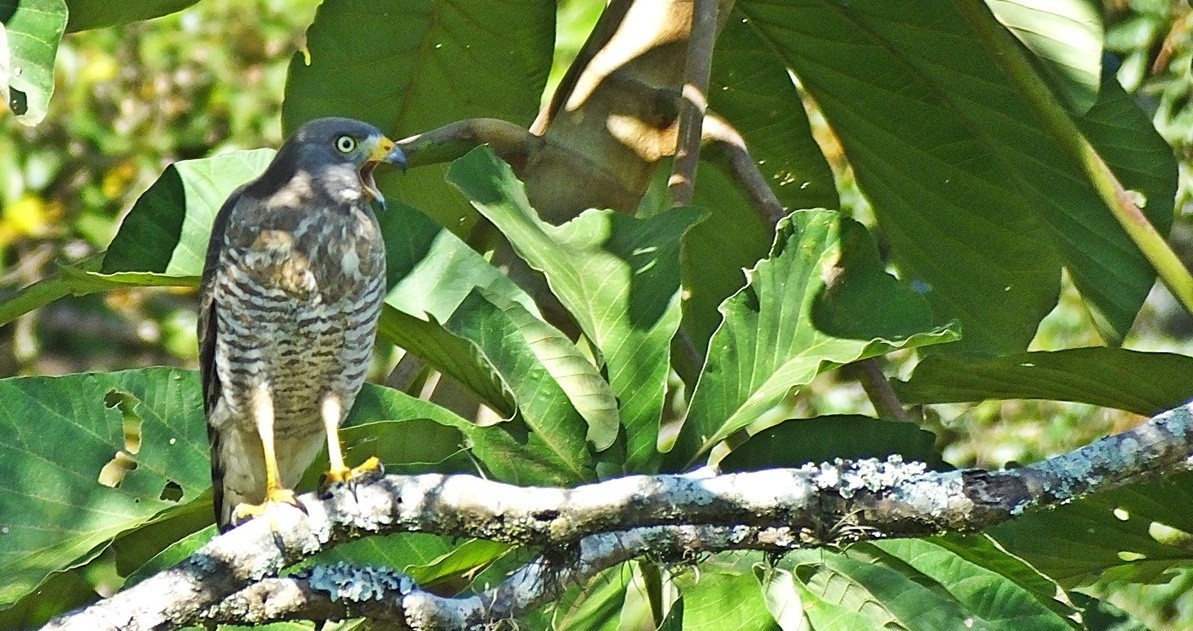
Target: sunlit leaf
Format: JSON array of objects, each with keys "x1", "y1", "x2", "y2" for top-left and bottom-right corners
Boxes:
[
  {"x1": 989, "y1": 0, "x2": 1103, "y2": 113},
  {"x1": 102, "y1": 149, "x2": 276, "y2": 276},
  {"x1": 444, "y1": 289, "x2": 595, "y2": 484},
  {"x1": 0, "y1": 0, "x2": 67, "y2": 125},
  {"x1": 666, "y1": 210, "x2": 956, "y2": 471},
  {"x1": 932, "y1": 533, "x2": 1082, "y2": 629},
  {"x1": 675, "y1": 567, "x2": 779, "y2": 631},
  {"x1": 787, "y1": 543, "x2": 1075, "y2": 630},
  {"x1": 448, "y1": 147, "x2": 699, "y2": 470},
  {"x1": 552, "y1": 564, "x2": 631, "y2": 631},
  {"x1": 0, "y1": 368, "x2": 208, "y2": 607}
]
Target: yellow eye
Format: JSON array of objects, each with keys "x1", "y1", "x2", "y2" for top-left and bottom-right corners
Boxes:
[{"x1": 335, "y1": 135, "x2": 356, "y2": 153}]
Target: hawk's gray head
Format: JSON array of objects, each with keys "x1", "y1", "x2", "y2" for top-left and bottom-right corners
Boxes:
[{"x1": 251, "y1": 117, "x2": 408, "y2": 211}]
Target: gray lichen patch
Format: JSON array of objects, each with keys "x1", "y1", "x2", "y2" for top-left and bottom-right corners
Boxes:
[
  {"x1": 800, "y1": 456, "x2": 928, "y2": 499},
  {"x1": 305, "y1": 562, "x2": 405, "y2": 602}
]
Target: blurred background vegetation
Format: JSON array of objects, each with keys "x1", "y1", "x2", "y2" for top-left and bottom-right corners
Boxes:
[{"x1": 0, "y1": 0, "x2": 1190, "y2": 627}]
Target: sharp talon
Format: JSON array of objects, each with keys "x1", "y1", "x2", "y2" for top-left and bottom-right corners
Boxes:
[
  {"x1": 229, "y1": 489, "x2": 304, "y2": 528},
  {"x1": 319, "y1": 456, "x2": 384, "y2": 496}
]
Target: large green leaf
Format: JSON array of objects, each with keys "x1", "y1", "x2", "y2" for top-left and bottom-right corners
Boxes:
[
  {"x1": 0, "y1": 368, "x2": 209, "y2": 607},
  {"x1": 447, "y1": 147, "x2": 699, "y2": 472},
  {"x1": 786, "y1": 543, "x2": 1076, "y2": 630},
  {"x1": 63, "y1": 0, "x2": 199, "y2": 32},
  {"x1": 740, "y1": 0, "x2": 1176, "y2": 352},
  {"x1": 0, "y1": 267, "x2": 197, "y2": 328},
  {"x1": 0, "y1": 364, "x2": 515, "y2": 610},
  {"x1": 382, "y1": 202, "x2": 540, "y2": 322},
  {"x1": 895, "y1": 348, "x2": 1193, "y2": 416},
  {"x1": 353, "y1": 378, "x2": 588, "y2": 488},
  {"x1": 753, "y1": 565, "x2": 804, "y2": 631},
  {"x1": 377, "y1": 200, "x2": 543, "y2": 418},
  {"x1": 443, "y1": 290, "x2": 595, "y2": 484},
  {"x1": 377, "y1": 305, "x2": 514, "y2": 418},
  {"x1": 675, "y1": 567, "x2": 780, "y2": 631},
  {"x1": 384, "y1": 288, "x2": 611, "y2": 480},
  {"x1": 282, "y1": 0, "x2": 554, "y2": 232},
  {"x1": 386, "y1": 191, "x2": 622, "y2": 455},
  {"x1": 102, "y1": 149, "x2": 277, "y2": 276},
  {"x1": 0, "y1": 0, "x2": 67, "y2": 125},
  {"x1": 869, "y1": 539, "x2": 1079, "y2": 630},
  {"x1": 712, "y1": 10, "x2": 840, "y2": 215},
  {"x1": 989, "y1": 0, "x2": 1103, "y2": 114},
  {"x1": 666, "y1": 210, "x2": 957, "y2": 471},
  {"x1": 684, "y1": 167, "x2": 773, "y2": 384},
  {"x1": 400, "y1": 538, "x2": 512, "y2": 589},
  {"x1": 721, "y1": 415, "x2": 947, "y2": 473},
  {"x1": 298, "y1": 532, "x2": 456, "y2": 587},
  {"x1": 931, "y1": 533, "x2": 1082, "y2": 629},
  {"x1": 991, "y1": 470, "x2": 1193, "y2": 588}
]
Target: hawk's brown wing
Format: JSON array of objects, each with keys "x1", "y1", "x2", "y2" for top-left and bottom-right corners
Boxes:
[
  {"x1": 198, "y1": 183, "x2": 250, "y2": 416},
  {"x1": 198, "y1": 184, "x2": 249, "y2": 528}
]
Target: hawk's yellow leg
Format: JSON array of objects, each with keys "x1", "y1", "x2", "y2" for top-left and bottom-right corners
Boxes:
[
  {"x1": 231, "y1": 384, "x2": 301, "y2": 525},
  {"x1": 319, "y1": 395, "x2": 381, "y2": 489}
]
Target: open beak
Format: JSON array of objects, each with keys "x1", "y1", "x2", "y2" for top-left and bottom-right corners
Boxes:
[{"x1": 360, "y1": 136, "x2": 408, "y2": 211}]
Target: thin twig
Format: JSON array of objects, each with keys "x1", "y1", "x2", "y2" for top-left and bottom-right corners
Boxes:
[
  {"x1": 396, "y1": 118, "x2": 541, "y2": 168},
  {"x1": 848, "y1": 358, "x2": 915, "y2": 423},
  {"x1": 668, "y1": 0, "x2": 720, "y2": 206},
  {"x1": 703, "y1": 112, "x2": 787, "y2": 225}
]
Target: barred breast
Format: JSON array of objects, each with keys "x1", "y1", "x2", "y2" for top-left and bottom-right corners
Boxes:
[{"x1": 210, "y1": 203, "x2": 386, "y2": 439}]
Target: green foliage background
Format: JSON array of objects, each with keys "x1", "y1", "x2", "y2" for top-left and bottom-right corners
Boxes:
[{"x1": 1, "y1": 0, "x2": 1192, "y2": 629}]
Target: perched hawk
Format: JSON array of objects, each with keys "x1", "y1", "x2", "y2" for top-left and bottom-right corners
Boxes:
[{"x1": 198, "y1": 117, "x2": 406, "y2": 531}]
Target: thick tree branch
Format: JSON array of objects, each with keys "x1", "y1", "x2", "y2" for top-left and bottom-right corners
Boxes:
[
  {"x1": 201, "y1": 525, "x2": 798, "y2": 629},
  {"x1": 44, "y1": 402, "x2": 1193, "y2": 630}
]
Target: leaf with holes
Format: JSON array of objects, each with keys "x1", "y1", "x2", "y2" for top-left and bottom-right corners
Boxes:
[
  {"x1": 0, "y1": 0, "x2": 67, "y2": 125},
  {"x1": 0, "y1": 368, "x2": 208, "y2": 607}
]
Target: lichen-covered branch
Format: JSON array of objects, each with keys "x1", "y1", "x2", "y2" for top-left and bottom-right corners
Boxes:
[
  {"x1": 43, "y1": 402, "x2": 1193, "y2": 630},
  {"x1": 201, "y1": 526, "x2": 798, "y2": 629}
]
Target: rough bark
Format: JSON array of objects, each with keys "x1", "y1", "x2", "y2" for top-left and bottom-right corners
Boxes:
[{"x1": 42, "y1": 401, "x2": 1193, "y2": 630}]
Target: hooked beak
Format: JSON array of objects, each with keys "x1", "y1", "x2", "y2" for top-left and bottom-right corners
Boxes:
[{"x1": 360, "y1": 136, "x2": 408, "y2": 211}]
